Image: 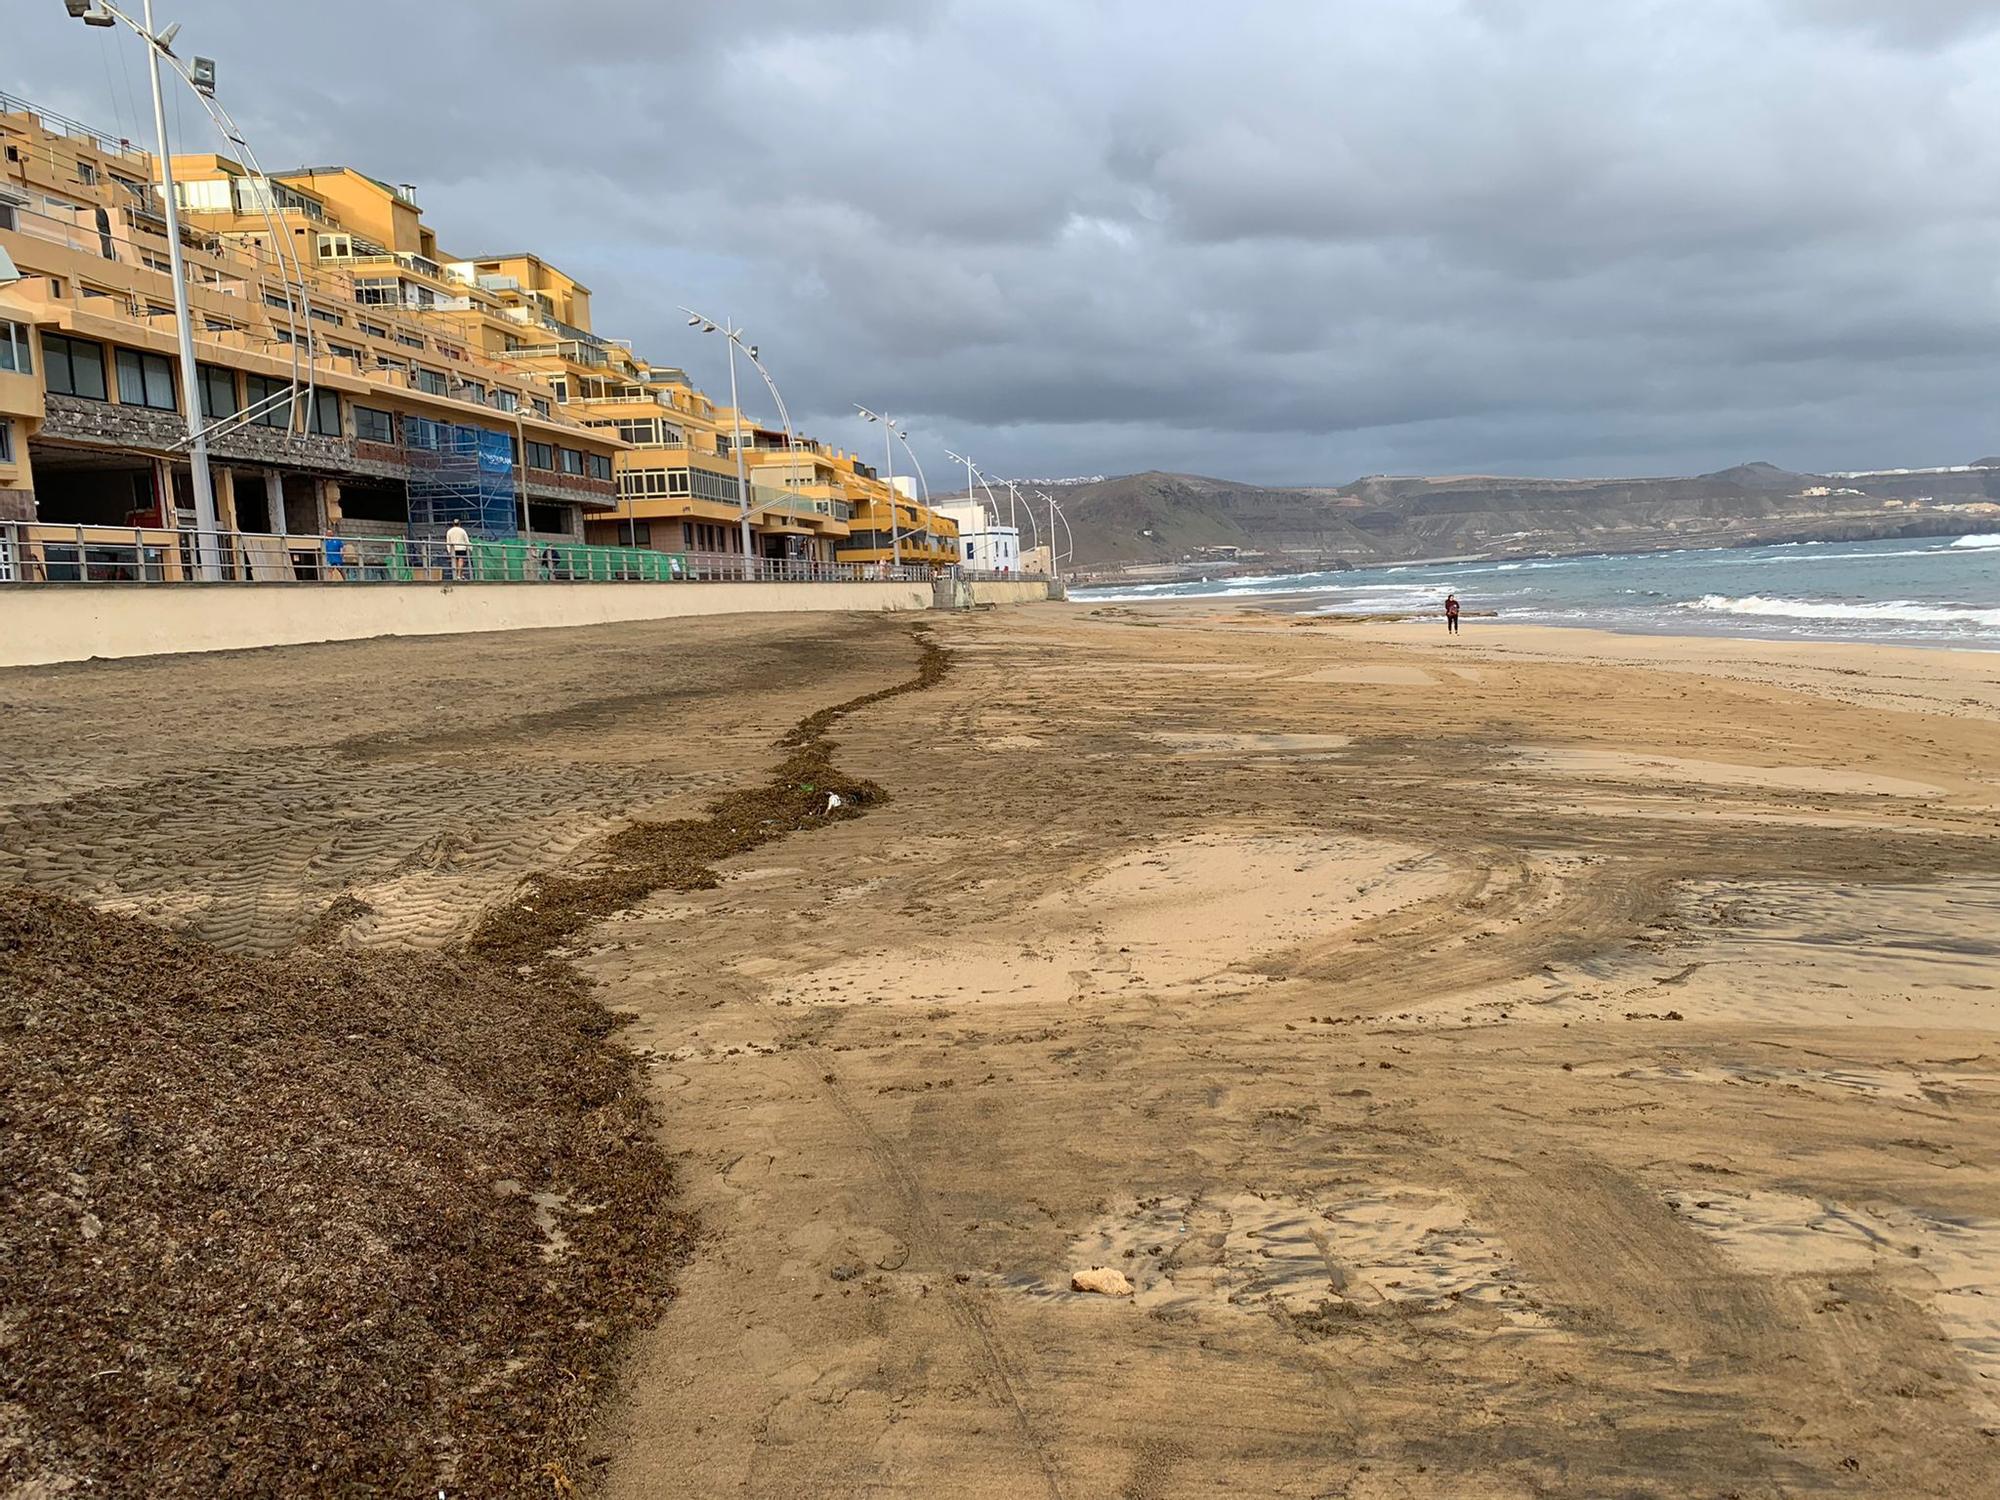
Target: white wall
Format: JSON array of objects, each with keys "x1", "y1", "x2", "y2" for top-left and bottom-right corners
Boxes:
[{"x1": 0, "y1": 579, "x2": 935, "y2": 668}]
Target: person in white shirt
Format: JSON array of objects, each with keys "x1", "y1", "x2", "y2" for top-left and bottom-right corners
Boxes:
[{"x1": 444, "y1": 522, "x2": 471, "y2": 581}]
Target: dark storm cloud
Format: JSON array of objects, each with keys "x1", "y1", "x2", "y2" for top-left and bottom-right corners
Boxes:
[{"x1": 10, "y1": 0, "x2": 2000, "y2": 482}]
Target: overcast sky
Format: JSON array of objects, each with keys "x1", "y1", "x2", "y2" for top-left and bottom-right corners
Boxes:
[{"x1": 11, "y1": 0, "x2": 2000, "y2": 484}]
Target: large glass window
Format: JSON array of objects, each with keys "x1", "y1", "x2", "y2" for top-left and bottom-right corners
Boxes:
[
  {"x1": 558, "y1": 446, "x2": 584, "y2": 475},
  {"x1": 353, "y1": 405, "x2": 394, "y2": 443},
  {"x1": 306, "y1": 388, "x2": 340, "y2": 436},
  {"x1": 690, "y1": 468, "x2": 741, "y2": 504},
  {"x1": 244, "y1": 373, "x2": 295, "y2": 428},
  {"x1": 42, "y1": 333, "x2": 107, "y2": 401},
  {"x1": 526, "y1": 440, "x2": 553, "y2": 470},
  {"x1": 587, "y1": 453, "x2": 612, "y2": 482},
  {"x1": 117, "y1": 346, "x2": 178, "y2": 406},
  {"x1": 618, "y1": 468, "x2": 675, "y2": 498},
  {"x1": 197, "y1": 362, "x2": 237, "y2": 421},
  {"x1": 405, "y1": 415, "x2": 442, "y2": 450},
  {"x1": 0, "y1": 321, "x2": 31, "y2": 376},
  {"x1": 412, "y1": 367, "x2": 446, "y2": 396},
  {"x1": 0, "y1": 419, "x2": 13, "y2": 463}
]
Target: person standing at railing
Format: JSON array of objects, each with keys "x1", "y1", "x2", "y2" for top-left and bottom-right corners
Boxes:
[{"x1": 445, "y1": 521, "x2": 471, "y2": 582}]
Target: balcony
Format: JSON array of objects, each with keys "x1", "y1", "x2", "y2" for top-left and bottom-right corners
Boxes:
[
  {"x1": 38, "y1": 392, "x2": 369, "y2": 476},
  {"x1": 523, "y1": 468, "x2": 619, "y2": 509}
]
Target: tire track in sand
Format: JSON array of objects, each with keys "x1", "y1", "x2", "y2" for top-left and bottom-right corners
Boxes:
[{"x1": 809, "y1": 1057, "x2": 1070, "y2": 1500}]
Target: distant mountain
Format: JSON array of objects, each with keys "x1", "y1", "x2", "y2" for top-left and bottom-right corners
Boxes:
[{"x1": 1030, "y1": 462, "x2": 2000, "y2": 574}]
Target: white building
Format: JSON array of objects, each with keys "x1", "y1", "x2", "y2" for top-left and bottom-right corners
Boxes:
[{"x1": 935, "y1": 498, "x2": 1021, "y2": 573}]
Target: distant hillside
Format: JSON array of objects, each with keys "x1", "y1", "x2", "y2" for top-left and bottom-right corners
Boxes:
[{"x1": 1014, "y1": 462, "x2": 2000, "y2": 574}]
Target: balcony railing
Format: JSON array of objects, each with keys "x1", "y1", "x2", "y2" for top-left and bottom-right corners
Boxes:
[{"x1": 0, "y1": 91, "x2": 150, "y2": 165}]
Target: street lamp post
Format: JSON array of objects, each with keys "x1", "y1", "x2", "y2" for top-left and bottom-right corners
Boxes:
[
  {"x1": 683, "y1": 308, "x2": 798, "y2": 578},
  {"x1": 65, "y1": 0, "x2": 223, "y2": 578},
  {"x1": 854, "y1": 406, "x2": 907, "y2": 569}
]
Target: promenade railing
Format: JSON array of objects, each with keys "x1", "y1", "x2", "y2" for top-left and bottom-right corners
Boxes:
[{"x1": 0, "y1": 522, "x2": 947, "y2": 586}]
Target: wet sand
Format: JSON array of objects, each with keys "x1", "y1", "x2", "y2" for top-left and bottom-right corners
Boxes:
[{"x1": 6, "y1": 603, "x2": 2000, "y2": 1495}]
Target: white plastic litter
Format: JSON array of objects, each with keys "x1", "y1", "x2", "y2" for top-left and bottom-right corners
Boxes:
[{"x1": 826, "y1": 793, "x2": 844, "y2": 812}]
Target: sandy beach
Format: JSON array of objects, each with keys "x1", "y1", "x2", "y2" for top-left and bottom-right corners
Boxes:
[{"x1": 6, "y1": 603, "x2": 2000, "y2": 1496}]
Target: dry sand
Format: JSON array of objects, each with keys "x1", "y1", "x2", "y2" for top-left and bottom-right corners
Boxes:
[
  {"x1": 584, "y1": 604, "x2": 2000, "y2": 1498},
  {"x1": 4, "y1": 602, "x2": 2000, "y2": 1496}
]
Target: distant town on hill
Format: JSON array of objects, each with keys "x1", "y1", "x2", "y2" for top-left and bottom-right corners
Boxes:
[{"x1": 971, "y1": 461, "x2": 2000, "y2": 577}]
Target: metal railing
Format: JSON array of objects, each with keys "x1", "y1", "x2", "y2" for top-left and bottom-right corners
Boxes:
[{"x1": 0, "y1": 521, "x2": 945, "y2": 586}]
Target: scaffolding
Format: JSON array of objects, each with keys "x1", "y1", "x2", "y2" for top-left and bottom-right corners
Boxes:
[{"x1": 405, "y1": 422, "x2": 518, "y2": 539}]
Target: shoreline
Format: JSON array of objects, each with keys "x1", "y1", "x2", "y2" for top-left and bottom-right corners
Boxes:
[
  {"x1": 1070, "y1": 530, "x2": 2000, "y2": 656},
  {"x1": 1075, "y1": 591, "x2": 2000, "y2": 655}
]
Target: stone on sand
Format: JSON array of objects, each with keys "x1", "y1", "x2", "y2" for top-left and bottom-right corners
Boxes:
[{"x1": 1071, "y1": 1266, "x2": 1133, "y2": 1296}]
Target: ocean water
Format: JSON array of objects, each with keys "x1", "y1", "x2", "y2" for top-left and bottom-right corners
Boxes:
[{"x1": 1073, "y1": 533, "x2": 2000, "y2": 650}]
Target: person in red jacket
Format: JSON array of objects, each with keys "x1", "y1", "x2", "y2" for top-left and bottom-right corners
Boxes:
[{"x1": 1445, "y1": 593, "x2": 1462, "y2": 634}]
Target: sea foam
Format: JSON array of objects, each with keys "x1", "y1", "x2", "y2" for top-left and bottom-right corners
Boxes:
[{"x1": 1680, "y1": 594, "x2": 2000, "y2": 627}]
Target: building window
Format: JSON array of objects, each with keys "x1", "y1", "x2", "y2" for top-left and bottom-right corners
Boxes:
[
  {"x1": 42, "y1": 333, "x2": 108, "y2": 400},
  {"x1": 558, "y1": 446, "x2": 583, "y2": 475},
  {"x1": 353, "y1": 405, "x2": 394, "y2": 443},
  {"x1": 395, "y1": 332, "x2": 426, "y2": 350},
  {"x1": 114, "y1": 349, "x2": 184, "y2": 415},
  {"x1": 197, "y1": 363, "x2": 237, "y2": 421},
  {"x1": 547, "y1": 376, "x2": 567, "y2": 402},
  {"x1": 0, "y1": 321, "x2": 31, "y2": 376},
  {"x1": 77, "y1": 161, "x2": 97, "y2": 186},
  {"x1": 526, "y1": 440, "x2": 553, "y2": 470},
  {"x1": 244, "y1": 373, "x2": 295, "y2": 428},
  {"x1": 618, "y1": 468, "x2": 672, "y2": 498},
  {"x1": 404, "y1": 415, "x2": 442, "y2": 450},
  {"x1": 0, "y1": 420, "x2": 12, "y2": 464},
  {"x1": 306, "y1": 388, "x2": 341, "y2": 436},
  {"x1": 531, "y1": 396, "x2": 550, "y2": 417},
  {"x1": 306, "y1": 304, "x2": 343, "y2": 326},
  {"x1": 413, "y1": 367, "x2": 446, "y2": 396},
  {"x1": 587, "y1": 453, "x2": 612, "y2": 481},
  {"x1": 358, "y1": 320, "x2": 388, "y2": 339}
]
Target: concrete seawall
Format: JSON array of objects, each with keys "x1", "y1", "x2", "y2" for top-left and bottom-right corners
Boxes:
[{"x1": 0, "y1": 579, "x2": 989, "y2": 668}]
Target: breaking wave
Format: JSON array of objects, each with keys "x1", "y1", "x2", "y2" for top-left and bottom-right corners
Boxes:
[
  {"x1": 1678, "y1": 594, "x2": 2000, "y2": 628},
  {"x1": 1950, "y1": 533, "x2": 2000, "y2": 550}
]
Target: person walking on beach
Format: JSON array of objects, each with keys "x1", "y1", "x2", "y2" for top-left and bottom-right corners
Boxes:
[
  {"x1": 1445, "y1": 592, "x2": 1461, "y2": 634},
  {"x1": 445, "y1": 521, "x2": 471, "y2": 581}
]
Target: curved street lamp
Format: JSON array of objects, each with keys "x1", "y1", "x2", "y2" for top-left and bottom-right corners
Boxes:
[
  {"x1": 854, "y1": 405, "x2": 911, "y2": 567},
  {"x1": 682, "y1": 306, "x2": 796, "y2": 578}
]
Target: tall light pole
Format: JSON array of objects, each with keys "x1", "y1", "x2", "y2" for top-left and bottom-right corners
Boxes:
[
  {"x1": 854, "y1": 406, "x2": 906, "y2": 568},
  {"x1": 944, "y1": 447, "x2": 983, "y2": 568},
  {"x1": 1038, "y1": 490, "x2": 1063, "y2": 581},
  {"x1": 65, "y1": 0, "x2": 222, "y2": 578},
  {"x1": 682, "y1": 310, "x2": 756, "y2": 577}
]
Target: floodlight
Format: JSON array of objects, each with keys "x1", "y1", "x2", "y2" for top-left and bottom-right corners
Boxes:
[{"x1": 155, "y1": 20, "x2": 180, "y2": 51}]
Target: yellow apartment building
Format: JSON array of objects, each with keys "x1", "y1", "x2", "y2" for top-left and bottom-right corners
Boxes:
[
  {"x1": 1, "y1": 95, "x2": 621, "y2": 574},
  {"x1": 1, "y1": 89, "x2": 963, "y2": 578}
]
